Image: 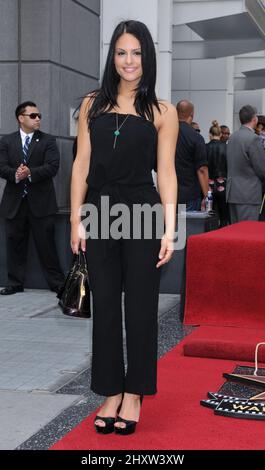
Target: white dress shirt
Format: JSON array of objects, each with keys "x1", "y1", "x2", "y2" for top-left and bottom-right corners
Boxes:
[
  {"x1": 20, "y1": 129, "x2": 34, "y2": 148},
  {"x1": 16, "y1": 130, "x2": 34, "y2": 183}
]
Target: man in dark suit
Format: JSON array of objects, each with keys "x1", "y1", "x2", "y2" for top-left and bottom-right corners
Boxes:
[
  {"x1": 0, "y1": 101, "x2": 65, "y2": 295},
  {"x1": 226, "y1": 105, "x2": 265, "y2": 223}
]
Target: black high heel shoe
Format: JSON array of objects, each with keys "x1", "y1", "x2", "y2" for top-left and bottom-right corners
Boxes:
[
  {"x1": 94, "y1": 398, "x2": 123, "y2": 434},
  {"x1": 114, "y1": 395, "x2": 143, "y2": 436}
]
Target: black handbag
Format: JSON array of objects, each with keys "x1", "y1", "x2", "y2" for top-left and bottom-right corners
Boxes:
[{"x1": 57, "y1": 251, "x2": 91, "y2": 318}]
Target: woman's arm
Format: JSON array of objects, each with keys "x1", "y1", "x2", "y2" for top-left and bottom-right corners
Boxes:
[
  {"x1": 156, "y1": 103, "x2": 179, "y2": 268},
  {"x1": 70, "y1": 96, "x2": 92, "y2": 253}
]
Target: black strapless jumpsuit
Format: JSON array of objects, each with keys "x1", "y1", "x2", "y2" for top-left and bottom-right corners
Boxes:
[{"x1": 85, "y1": 113, "x2": 162, "y2": 396}]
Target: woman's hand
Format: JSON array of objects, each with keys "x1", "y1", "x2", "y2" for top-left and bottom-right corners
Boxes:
[
  {"x1": 71, "y1": 220, "x2": 86, "y2": 254},
  {"x1": 156, "y1": 234, "x2": 174, "y2": 268}
]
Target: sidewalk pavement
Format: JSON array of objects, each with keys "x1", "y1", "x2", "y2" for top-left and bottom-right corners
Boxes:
[{"x1": 0, "y1": 289, "x2": 182, "y2": 450}]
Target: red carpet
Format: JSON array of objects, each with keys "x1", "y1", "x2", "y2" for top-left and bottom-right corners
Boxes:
[
  {"x1": 183, "y1": 326, "x2": 265, "y2": 361},
  {"x1": 184, "y1": 222, "x2": 265, "y2": 328},
  {"x1": 51, "y1": 334, "x2": 265, "y2": 450}
]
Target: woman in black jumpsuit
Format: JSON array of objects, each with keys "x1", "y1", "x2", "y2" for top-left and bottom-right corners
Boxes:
[{"x1": 71, "y1": 20, "x2": 178, "y2": 435}]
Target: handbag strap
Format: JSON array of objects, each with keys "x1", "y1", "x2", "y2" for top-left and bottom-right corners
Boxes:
[{"x1": 78, "y1": 250, "x2": 88, "y2": 271}]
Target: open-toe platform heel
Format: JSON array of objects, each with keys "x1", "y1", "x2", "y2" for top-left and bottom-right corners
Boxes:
[
  {"x1": 94, "y1": 416, "x2": 116, "y2": 434},
  {"x1": 114, "y1": 395, "x2": 143, "y2": 436},
  {"x1": 94, "y1": 400, "x2": 123, "y2": 434}
]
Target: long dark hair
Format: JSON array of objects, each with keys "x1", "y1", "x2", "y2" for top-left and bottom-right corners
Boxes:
[{"x1": 87, "y1": 20, "x2": 161, "y2": 122}]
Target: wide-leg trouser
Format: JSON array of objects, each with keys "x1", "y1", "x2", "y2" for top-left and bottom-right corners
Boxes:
[{"x1": 86, "y1": 233, "x2": 161, "y2": 397}]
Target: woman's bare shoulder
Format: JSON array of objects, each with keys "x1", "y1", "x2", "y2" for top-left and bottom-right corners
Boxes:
[
  {"x1": 80, "y1": 92, "x2": 97, "y2": 115},
  {"x1": 154, "y1": 100, "x2": 178, "y2": 129},
  {"x1": 158, "y1": 99, "x2": 177, "y2": 117}
]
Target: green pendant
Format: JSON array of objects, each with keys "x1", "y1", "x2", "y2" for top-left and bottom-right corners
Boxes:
[{"x1": 114, "y1": 130, "x2": 120, "y2": 136}]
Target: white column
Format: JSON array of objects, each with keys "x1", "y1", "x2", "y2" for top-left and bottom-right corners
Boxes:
[{"x1": 157, "y1": 0, "x2": 173, "y2": 101}]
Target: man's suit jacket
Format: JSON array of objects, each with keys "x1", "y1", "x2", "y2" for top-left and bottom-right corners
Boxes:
[
  {"x1": 226, "y1": 125, "x2": 265, "y2": 204},
  {"x1": 0, "y1": 130, "x2": 60, "y2": 219}
]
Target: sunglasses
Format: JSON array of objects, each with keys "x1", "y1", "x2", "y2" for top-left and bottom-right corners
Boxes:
[
  {"x1": 21, "y1": 113, "x2": 42, "y2": 120},
  {"x1": 195, "y1": 128, "x2": 201, "y2": 133}
]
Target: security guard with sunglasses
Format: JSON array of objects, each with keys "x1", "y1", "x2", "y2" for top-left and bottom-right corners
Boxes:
[{"x1": 0, "y1": 101, "x2": 65, "y2": 295}]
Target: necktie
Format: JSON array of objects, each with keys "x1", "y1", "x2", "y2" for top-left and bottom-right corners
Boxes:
[{"x1": 22, "y1": 135, "x2": 30, "y2": 198}]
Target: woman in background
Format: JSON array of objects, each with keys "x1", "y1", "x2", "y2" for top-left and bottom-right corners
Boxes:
[{"x1": 206, "y1": 120, "x2": 229, "y2": 226}]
